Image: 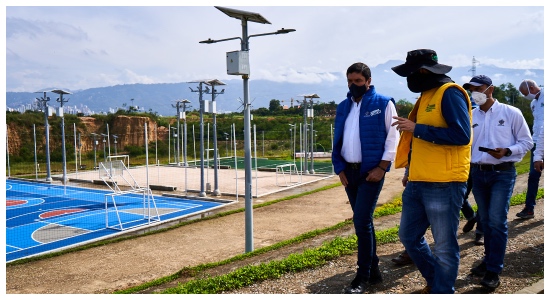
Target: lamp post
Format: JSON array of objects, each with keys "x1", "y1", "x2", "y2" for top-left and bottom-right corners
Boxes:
[
  {"x1": 206, "y1": 79, "x2": 226, "y2": 196},
  {"x1": 35, "y1": 90, "x2": 52, "y2": 182},
  {"x1": 172, "y1": 101, "x2": 181, "y2": 165},
  {"x1": 174, "y1": 99, "x2": 191, "y2": 166},
  {"x1": 52, "y1": 89, "x2": 71, "y2": 185},
  {"x1": 200, "y1": 6, "x2": 295, "y2": 252},
  {"x1": 289, "y1": 124, "x2": 296, "y2": 166},
  {"x1": 112, "y1": 134, "x2": 118, "y2": 156},
  {"x1": 189, "y1": 81, "x2": 211, "y2": 197},
  {"x1": 298, "y1": 93, "x2": 319, "y2": 174},
  {"x1": 101, "y1": 134, "x2": 108, "y2": 162},
  {"x1": 224, "y1": 132, "x2": 229, "y2": 157},
  {"x1": 91, "y1": 133, "x2": 98, "y2": 169}
]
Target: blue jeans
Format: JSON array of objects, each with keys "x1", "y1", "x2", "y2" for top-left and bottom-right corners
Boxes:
[
  {"x1": 525, "y1": 144, "x2": 542, "y2": 211},
  {"x1": 461, "y1": 175, "x2": 482, "y2": 234},
  {"x1": 471, "y1": 167, "x2": 516, "y2": 274},
  {"x1": 344, "y1": 166, "x2": 385, "y2": 278},
  {"x1": 399, "y1": 181, "x2": 465, "y2": 294}
]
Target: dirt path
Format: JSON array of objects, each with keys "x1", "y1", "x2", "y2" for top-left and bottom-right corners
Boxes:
[{"x1": 5, "y1": 168, "x2": 541, "y2": 294}]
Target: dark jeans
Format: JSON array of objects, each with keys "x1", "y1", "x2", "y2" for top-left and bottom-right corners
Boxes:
[
  {"x1": 471, "y1": 166, "x2": 516, "y2": 274},
  {"x1": 525, "y1": 144, "x2": 542, "y2": 211},
  {"x1": 344, "y1": 165, "x2": 385, "y2": 278},
  {"x1": 461, "y1": 174, "x2": 482, "y2": 234}
]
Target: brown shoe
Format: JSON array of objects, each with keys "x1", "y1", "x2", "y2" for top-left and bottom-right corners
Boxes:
[{"x1": 392, "y1": 251, "x2": 413, "y2": 266}]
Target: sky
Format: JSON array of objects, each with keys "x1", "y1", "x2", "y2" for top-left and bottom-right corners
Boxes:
[{"x1": 3, "y1": 1, "x2": 547, "y2": 94}]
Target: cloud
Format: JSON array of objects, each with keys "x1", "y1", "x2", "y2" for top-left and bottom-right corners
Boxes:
[
  {"x1": 7, "y1": 17, "x2": 88, "y2": 41},
  {"x1": 255, "y1": 68, "x2": 339, "y2": 84}
]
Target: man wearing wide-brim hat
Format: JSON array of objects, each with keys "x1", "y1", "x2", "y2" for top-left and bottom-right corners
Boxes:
[{"x1": 390, "y1": 49, "x2": 472, "y2": 294}]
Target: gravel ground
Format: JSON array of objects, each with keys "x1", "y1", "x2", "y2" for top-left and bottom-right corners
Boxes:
[{"x1": 225, "y1": 199, "x2": 544, "y2": 294}]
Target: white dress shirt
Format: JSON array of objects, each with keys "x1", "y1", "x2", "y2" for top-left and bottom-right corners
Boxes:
[
  {"x1": 471, "y1": 100, "x2": 533, "y2": 164},
  {"x1": 341, "y1": 99, "x2": 398, "y2": 163},
  {"x1": 532, "y1": 88, "x2": 544, "y2": 162}
]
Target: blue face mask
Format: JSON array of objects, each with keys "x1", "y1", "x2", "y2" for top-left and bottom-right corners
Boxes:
[{"x1": 349, "y1": 83, "x2": 367, "y2": 100}]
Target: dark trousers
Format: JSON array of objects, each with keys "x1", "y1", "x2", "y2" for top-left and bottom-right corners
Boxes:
[{"x1": 344, "y1": 165, "x2": 385, "y2": 278}]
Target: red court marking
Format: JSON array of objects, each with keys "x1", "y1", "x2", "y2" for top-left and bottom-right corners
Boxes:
[
  {"x1": 40, "y1": 209, "x2": 86, "y2": 219},
  {"x1": 7, "y1": 200, "x2": 27, "y2": 206}
]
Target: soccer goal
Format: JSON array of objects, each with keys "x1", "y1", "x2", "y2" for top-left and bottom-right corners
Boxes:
[
  {"x1": 107, "y1": 154, "x2": 130, "y2": 168},
  {"x1": 275, "y1": 163, "x2": 301, "y2": 187},
  {"x1": 99, "y1": 159, "x2": 160, "y2": 231}
]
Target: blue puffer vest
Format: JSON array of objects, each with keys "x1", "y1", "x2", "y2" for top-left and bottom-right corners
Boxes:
[{"x1": 332, "y1": 85, "x2": 394, "y2": 177}]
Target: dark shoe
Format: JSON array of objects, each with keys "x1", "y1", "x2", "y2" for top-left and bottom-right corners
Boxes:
[
  {"x1": 480, "y1": 271, "x2": 500, "y2": 289},
  {"x1": 475, "y1": 233, "x2": 484, "y2": 245},
  {"x1": 516, "y1": 208, "x2": 534, "y2": 219},
  {"x1": 411, "y1": 286, "x2": 431, "y2": 294},
  {"x1": 470, "y1": 261, "x2": 487, "y2": 277},
  {"x1": 463, "y1": 216, "x2": 477, "y2": 233},
  {"x1": 391, "y1": 251, "x2": 413, "y2": 266},
  {"x1": 368, "y1": 266, "x2": 383, "y2": 285},
  {"x1": 343, "y1": 274, "x2": 368, "y2": 294}
]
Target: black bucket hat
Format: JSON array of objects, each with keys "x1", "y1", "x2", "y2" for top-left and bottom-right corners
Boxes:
[{"x1": 392, "y1": 49, "x2": 452, "y2": 77}]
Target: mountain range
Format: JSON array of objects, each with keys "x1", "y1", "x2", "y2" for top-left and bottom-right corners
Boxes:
[{"x1": 6, "y1": 60, "x2": 544, "y2": 116}]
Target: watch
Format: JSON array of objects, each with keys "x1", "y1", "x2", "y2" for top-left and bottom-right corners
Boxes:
[{"x1": 504, "y1": 148, "x2": 512, "y2": 157}]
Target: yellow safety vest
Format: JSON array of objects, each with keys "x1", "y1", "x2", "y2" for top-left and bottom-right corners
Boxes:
[{"x1": 395, "y1": 83, "x2": 472, "y2": 182}]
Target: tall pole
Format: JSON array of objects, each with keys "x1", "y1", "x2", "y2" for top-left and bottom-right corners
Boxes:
[
  {"x1": 91, "y1": 133, "x2": 98, "y2": 169},
  {"x1": 74, "y1": 123, "x2": 78, "y2": 177},
  {"x1": 183, "y1": 101, "x2": 189, "y2": 166},
  {"x1": 198, "y1": 82, "x2": 206, "y2": 196},
  {"x1": 106, "y1": 123, "x2": 111, "y2": 158},
  {"x1": 6, "y1": 127, "x2": 10, "y2": 178},
  {"x1": 209, "y1": 83, "x2": 225, "y2": 196},
  {"x1": 241, "y1": 17, "x2": 254, "y2": 252},
  {"x1": 33, "y1": 124, "x2": 38, "y2": 180},
  {"x1": 200, "y1": 6, "x2": 296, "y2": 253},
  {"x1": 310, "y1": 100, "x2": 314, "y2": 174},
  {"x1": 175, "y1": 102, "x2": 181, "y2": 165},
  {"x1": 57, "y1": 93, "x2": 68, "y2": 185},
  {"x1": 37, "y1": 92, "x2": 52, "y2": 182},
  {"x1": 302, "y1": 98, "x2": 308, "y2": 174}
]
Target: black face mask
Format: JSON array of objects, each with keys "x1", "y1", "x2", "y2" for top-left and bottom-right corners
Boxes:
[
  {"x1": 349, "y1": 83, "x2": 367, "y2": 100},
  {"x1": 407, "y1": 72, "x2": 453, "y2": 93}
]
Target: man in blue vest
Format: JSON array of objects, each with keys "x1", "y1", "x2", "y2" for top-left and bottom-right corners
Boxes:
[{"x1": 332, "y1": 62, "x2": 398, "y2": 294}]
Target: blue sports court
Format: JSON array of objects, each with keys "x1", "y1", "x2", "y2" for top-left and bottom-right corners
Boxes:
[{"x1": 6, "y1": 179, "x2": 231, "y2": 262}]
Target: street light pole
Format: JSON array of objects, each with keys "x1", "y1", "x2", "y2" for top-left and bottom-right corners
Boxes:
[
  {"x1": 101, "y1": 134, "x2": 108, "y2": 162},
  {"x1": 91, "y1": 133, "x2": 98, "y2": 169},
  {"x1": 206, "y1": 80, "x2": 226, "y2": 196},
  {"x1": 200, "y1": 6, "x2": 295, "y2": 252},
  {"x1": 174, "y1": 99, "x2": 191, "y2": 166},
  {"x1": 189, "y1": 82, "x2": 210, "y2": 197},
  {"x1": 53, "y1": 89, "x2": 71, "y2": 185},
  {"x1": 35, "y1": 91, "x2": 52, "y2": 182}
]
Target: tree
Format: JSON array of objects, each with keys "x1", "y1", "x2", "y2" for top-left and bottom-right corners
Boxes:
[
  {"x1": 395, "y1": 99, "x2": 414, "y2": 117},
  {"x1": 269, "y1": 99, "x2": 282, "y2": 113}
]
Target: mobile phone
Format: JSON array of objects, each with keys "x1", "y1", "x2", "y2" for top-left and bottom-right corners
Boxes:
[{"x1": 479, "y1": 146, "x2": 496, "y2": 152}]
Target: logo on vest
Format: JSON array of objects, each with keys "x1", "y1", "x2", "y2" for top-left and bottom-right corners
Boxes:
[
  {"x1": 425, "y1": 104, "x2": 436, "y2": 112},
  {"x1": 364, "y1": 109, "x2": 381, "y2": 117}
]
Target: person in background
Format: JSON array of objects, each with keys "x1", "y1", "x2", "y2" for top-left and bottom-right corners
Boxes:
[
  {"x1": 391, "y1": 49, "x2": 472, "y2": 294},
  {"x1": 332, "y1": 62, "x2": 398, "y2": 294},
  {"x1": 464, "y1": 75, "x2": 533, "y2": 289},
  {"x1": 516, "y1": 79, "x2": 544, "y2": 219}
]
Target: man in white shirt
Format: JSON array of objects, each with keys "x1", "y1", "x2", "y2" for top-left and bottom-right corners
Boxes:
[
  {"x1": 516, "y1": 79, "x2": 544, "y2": 219},
  {"x1": 464, "y1": 75, "x2": 533, "y2": 289},
  {"x1": 332, "y1": 62, "x2": 398, "y2": 294}
]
